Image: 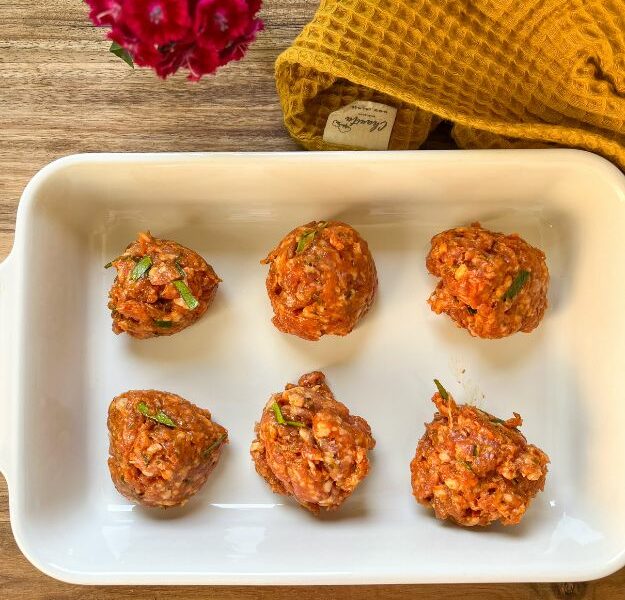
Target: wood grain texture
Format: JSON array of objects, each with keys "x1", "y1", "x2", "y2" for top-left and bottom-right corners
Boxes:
[{"x1": 0, "y1": 0, "x2": 622, "y2": 598}]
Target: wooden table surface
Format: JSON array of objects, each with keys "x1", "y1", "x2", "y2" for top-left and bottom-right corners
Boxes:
[{"x1": 0, "y1": 0, "x2": 623, "y2": 598}]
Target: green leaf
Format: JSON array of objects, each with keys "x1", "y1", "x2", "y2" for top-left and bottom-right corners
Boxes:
[
  {"x1": 137, "y1": 402, "x2": 176, "y2": 427},
  {"x1": 296, "y1": 230, "x2": 316, "y2": 254},
  {"x1": 173, "y1": 280, "x2": 199, "y2": 310},
  {"x1": 174, "y1": 259, "x2": 186, "y2": 278},
  {"x1": 154, "y1": 320, "x2": 173, "y2": 328},
  {"x1": 130, "y1": 256, "x2": 152, "y2": 281},
  {"x1": 433, "y1": 379, "x2": 449, "y2": 400},
  {"x1": 110, "y1": 41, "x2": 134, "y2": 69},
  {"x1": 271, "y1": 403, "x2": 305, "y2": 427},
  {"x1": 272, "y1": 402, "x2": 286, "y2": 424},
  {"x1": 203, "y1": 433, "x2": 227, "y2": 458},
  {"x1": 105, "y1": 255, "x2": 135, "y2": 269},
  {"x1": 502, "y1": 270, "x2": 530, "y2": 301}
]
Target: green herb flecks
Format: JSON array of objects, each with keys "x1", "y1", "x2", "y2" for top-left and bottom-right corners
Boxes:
[
  {"x1": 296, "y1": 230, "x2": 316, "y2": 254},
  {"x1": 110, "y1": 41, "x2": 134, "y2": 68},
  {"x1": 296, "y1": 222, "x2": 328, "y2": 254},
  {"x1": 203, "y1": 434, "x2": 227, "y2": 458},
  {"x1": 272, "y1": 402, "x2": 305, "y2": 427},
  {"x1": 154, "y1": 320, "x2": 173, "y2": 328},
  {"x1": 130, "y1": 256, "x2": 152, "y2": 281},
  {"x1": 472, "y1": 445, "x2": 478, "y2": 457},
  {"x1": 272, "y1": 402, "x2": 286, "y2": 424},
  {"x1": 104, "y1": 255, "x2": 135, "y2": 269},
  {"x1": 490, "y1": 417, "x2": 505, "y2": 425},
  {"x1": 460, "y1": 460, "x2": 474, "y2": 472},
  {"x1": 502, "y1": 270, "x2": 530, "y2": 301},
  {"x1": 137, "y1": 402, "x2": 176, "y2": 427},
  {"x1": 434, "y1": 379, "x2": 449, "y2": 400},
  {"x1": 174, "y1": 259, "x2": 186, "y2": 278},
  {"x1": 173, "y1": 280, "x2": 199, "y2": 310}
]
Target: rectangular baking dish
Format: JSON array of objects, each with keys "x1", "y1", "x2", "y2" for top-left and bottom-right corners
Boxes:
[{"x1": 1, "y1": 150, "x2": 625, "y2": 585}]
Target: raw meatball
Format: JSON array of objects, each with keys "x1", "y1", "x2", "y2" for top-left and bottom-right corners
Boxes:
[
  {"x1": 410, "y1": 383, "x2": 549, "y2": 526},
  {"x1": 250, "y1": 371, "x2": 375, "y2": 512},
  {"x1": 108, "y1": 390, "x2": 228, "y2": 507},
  {"x1": 107, "y1": 232, "x2": 220, "y2": 339},
  {"x1": 426, "y1": 223, "x2": 549, "y2": 338},
  {"x1": 261, "y1": 221, "x2": 377, "y2": 340}
]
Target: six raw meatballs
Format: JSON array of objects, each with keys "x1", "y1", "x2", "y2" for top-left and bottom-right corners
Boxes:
[{"x1": 105, "y1": 223, "x2": 550, "y2": 524}]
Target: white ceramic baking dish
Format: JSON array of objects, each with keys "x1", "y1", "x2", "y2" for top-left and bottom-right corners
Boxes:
[{"x1": 1, "y1": 150, "x2": 625, "y2": 585}]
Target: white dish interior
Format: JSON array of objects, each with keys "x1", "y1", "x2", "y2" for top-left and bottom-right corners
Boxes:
[{"x1": 1, "y1": 150, "x2": 625, "y2": 584}]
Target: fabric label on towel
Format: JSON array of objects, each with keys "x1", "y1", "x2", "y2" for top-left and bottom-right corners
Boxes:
[{"x1": 323, "y1": 101, "x2": 397, "y2": 150}]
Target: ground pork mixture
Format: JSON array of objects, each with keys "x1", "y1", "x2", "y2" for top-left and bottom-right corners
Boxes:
[
  {"x1": 426, "y1": 223, "x2": 549, "y2": 338},
  {"x1": 410, "y1": 384, "x2": 549, "y2": 526},
  {"x1": 108, "y1": 389, "x2": 228, "y2": 507},
  {"x1": 261, "y1": 221, "x2": 377, "y2": 340},
  {"x1": 250, "y1": 371, "x2": 375, "y2": 512},
  {"x1": 107, "y1": 232, "x2": 220, "y2": 339}
]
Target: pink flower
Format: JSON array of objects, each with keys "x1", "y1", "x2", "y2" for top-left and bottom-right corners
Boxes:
[
  {"x1": 121, "y1": 0, "x2": 191, "y2": 45},
  {"x1": 186, "y1": 44, "x2": 220, "y2": 81},
  {"x1": 87, "y1": 0, "x2": 123, "y2": 25},
  {"x1": 84, "y1": 0, "x2": 263, "y2": 80},
  {"x1": 194, "y1": 0, "x2": 249, "y2": 48},
  {"x1": 218, "y1": 16, "x2": 263, "y2": 66}
]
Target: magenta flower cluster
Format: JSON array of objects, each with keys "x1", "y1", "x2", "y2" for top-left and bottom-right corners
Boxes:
[{"x1": 86, "y1": 0, "x2": 263, "y2": 80}]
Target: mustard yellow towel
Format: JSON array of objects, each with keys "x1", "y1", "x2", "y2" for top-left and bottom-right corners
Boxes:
[{"x1": 275, "y1": 0, "x2": 625, "y2": 169}]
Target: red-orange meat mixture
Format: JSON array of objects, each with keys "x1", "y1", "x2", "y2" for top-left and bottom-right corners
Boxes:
[
  {"x1": 262, "y1": 221, "x2": 377, "y2": 340},
  {"x1": 108, "y1": 390, "x2": 228, "y2": 508},
  {"x1": 426, "y1": 223, "x2": 549, "y2": 338},
  {"x1": 250, "y1": 371, "x2": 375, "y2": 512},
  {"x1": 410, "y1": 389, "x2": 549, "y2": 526},
  {"x1": 108, "y1": 232, "x2": 221, "y2": 339}
]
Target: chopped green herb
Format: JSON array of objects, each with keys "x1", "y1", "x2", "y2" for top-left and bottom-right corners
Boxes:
[
  {"x1": 137, "y1": 402, "x2": 176, "y2": 427},
  {"x1": 130, "y1": 256, "x2": 152, "y2": 281},
  {"x1": 472, "y1": 445, "x2": 478, "y2": 457},
  {"x1": 467, "y1": 306, "x2": 477, "y2": 315},
  {"x1": 296, "y1": 230, "x2": 316, "y2": 254},
  {"x1": 503, "y1": 270, "x2": 530, "y2": 301},
  {"x1": 109, "y1": 41, "x2": 134, "y2": 68},
  {"x1": 271, "y1": 403, "x2": 305, "y2": 427},
  {"x1": 203, "y1": 434, "x2": 227, "y2": 458},
  {"x1": 490, "y1": 417, "x2": 505, "y2": 425},
  {"x1": 104, "y1": 255, "x2": 135, "y2": 269},
  {"x1": 173, "y1": 280, "x2": 199, "y2": 310},
  {"x1": 154, "y1": 320, "x2": 173, "y2": 328},
  {"x1": 461, "y1": 460, "x2": 474, "y2": 472},
  {"x1": 174, "y1": 259, "x2": 186, "y2": 278},
  {"x1": 272, "y1": 402, "x2": 286, "y2": 424},
  {"x1": 434, "y1": 379, "x2": 449, "y2": 400},
  {"x1": 295, "y1": 222, "x2": 328, "y2": 254}
]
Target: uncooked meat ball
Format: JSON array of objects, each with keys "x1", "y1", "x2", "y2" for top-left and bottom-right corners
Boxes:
[
  {"x1": 261, "y1": 221, "x2": 377, "y2": 340},
  {"x1": 410, "y1": 382, "x2": 549, "y2": 526},
  {"x1": 107, "y1": 231, "x2": 220, "y2": 339},
  {"x1": 108, "y1": 389, "x2": 228, "y2": 508},
  {"x1": 426, "y1": 223, "x2": 549, "y2": 338},
  {"x1": 251, "y1": 371, "x2": 375, "y2": 512}
]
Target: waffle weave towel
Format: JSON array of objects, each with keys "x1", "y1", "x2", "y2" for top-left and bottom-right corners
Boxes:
[{"x1": 275, "y1": 0, "x2": 625, "y2": 169}]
